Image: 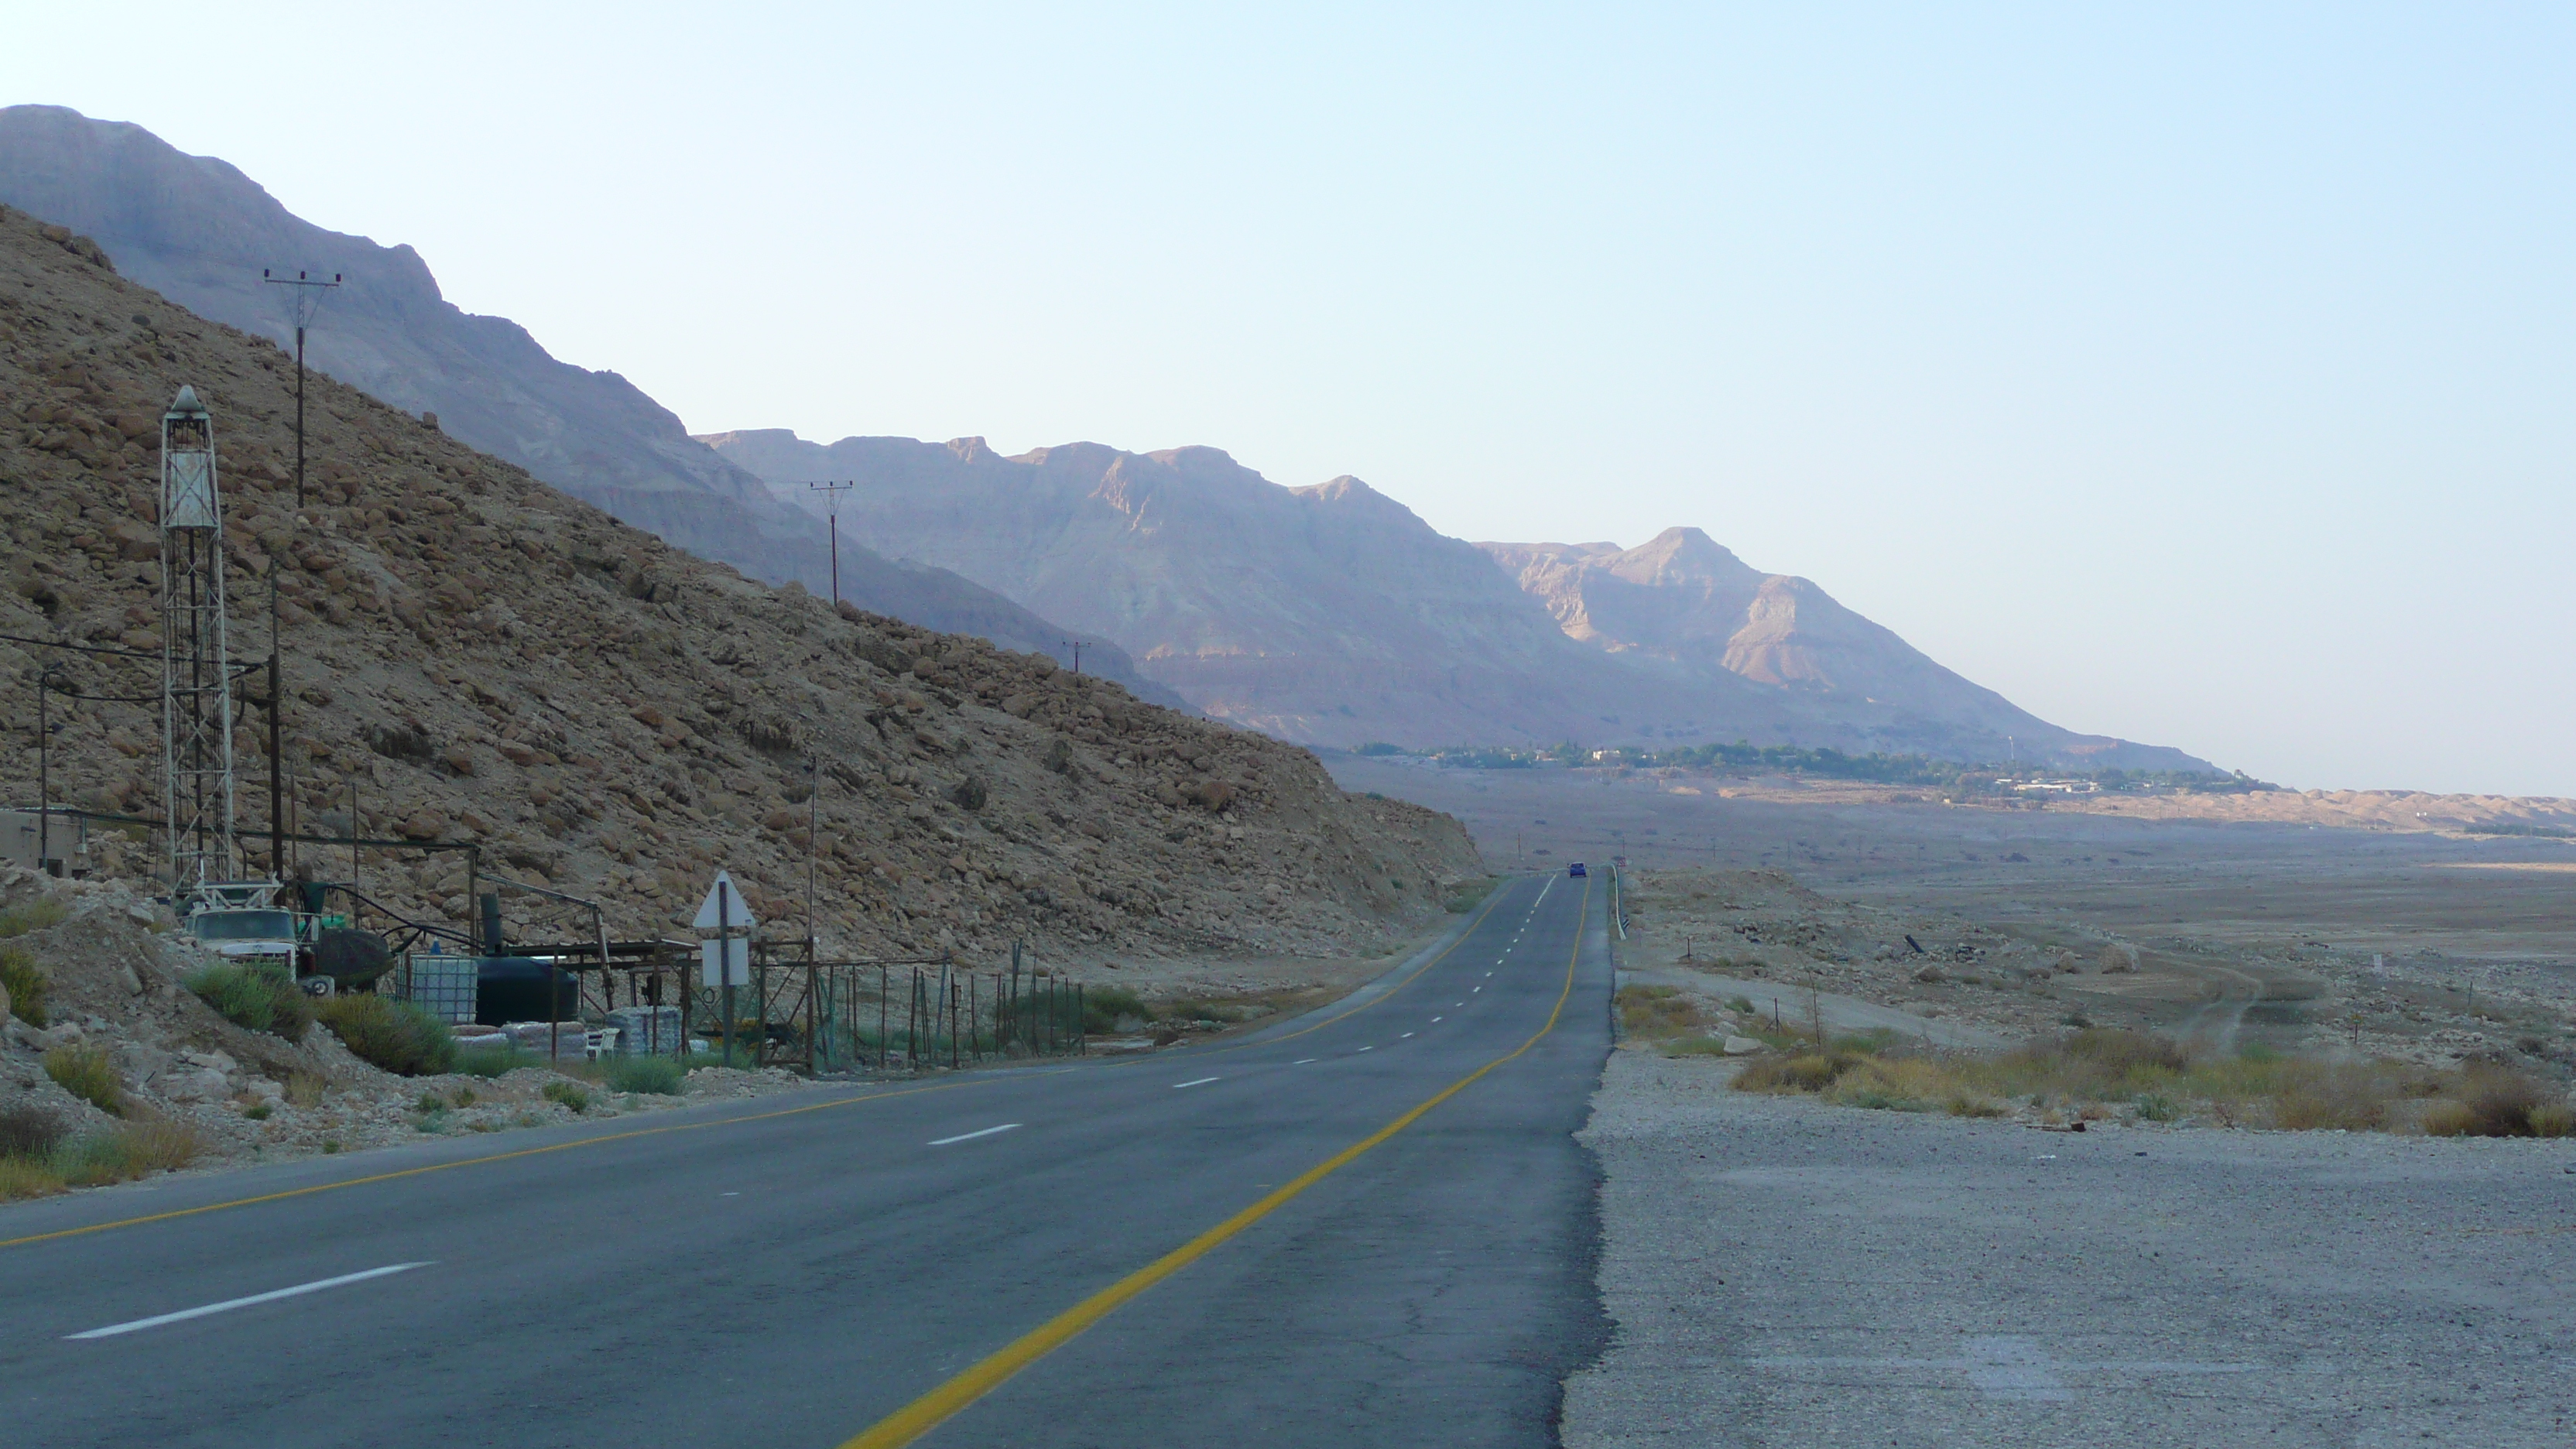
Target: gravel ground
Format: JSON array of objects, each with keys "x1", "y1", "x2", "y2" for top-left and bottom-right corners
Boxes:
[{"x1": 1562, "y1": 1051, "x2": 2576, "y2": 1447}]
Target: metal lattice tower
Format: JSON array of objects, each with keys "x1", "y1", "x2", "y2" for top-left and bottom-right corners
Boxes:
[{"x1": 159, "y1": 385, "x2": 241, "y2": 905}]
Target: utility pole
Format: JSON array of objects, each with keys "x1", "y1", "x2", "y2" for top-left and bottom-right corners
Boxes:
[
  {"x1": 265, "y1": 644, "x2": 283, "y2": 880},
  {"x1": 804, "y1": 758, "x2": 820, "y2": 961},
  {"x1": 262, "y1": 269, "x2": 340, "y2": 511},
  {"x1": 261, "y1": 269, "x2": 337, "y2": 883},
  {"x1": 34, "y1": 666, "x2": 64, "y2": 874},
  {"x1": 807, "y1": 481, "x2": 855, "y2": 605},
  {"x1": 1061, "y1": 639, "x2": 1087, "y2": 675}
]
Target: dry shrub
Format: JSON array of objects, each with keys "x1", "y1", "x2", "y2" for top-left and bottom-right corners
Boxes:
[
  {"x1": 1735, "y1": 1050, "x2": 1864, "y2": 1094},
  {"x1": 43, "y1": 1043, "x2": 123, "y2": 1115},
  {"x1": 0, "y1": 1154, "x2": 65, "y2": 1201},
  {"x1": 285, "y1": 1073, "x2": 327, "y2": 1108},
  {"x1": 0, "y1": 944, "x2": 49, "y2": 1027},
  {"x1": 2527, "y1": 1101, "x2": 2576, "y2": 1139},
  {"x1": 0, "y1": 1102, "x2": 69, "y2": 1158},
  {"x1": 2271, "y1": 1081, "x2": 2389, "y2": 1132},
  {"x1": 1618, "y1": 985, "x2": 1704, "y2": 1041},
  {"x1": 2441, "y1": 1057, "x2": 2545, "y2": 1134},
  {"x1": 56, "y1": 1121, "x2": 201, "y2": 1186},
  {"x1": 0, "y1": 899, "x2": 69, "y2": 937},
  {"x1": 2421, "y1": 1101, "x2": 2479, "y2": 1138}
]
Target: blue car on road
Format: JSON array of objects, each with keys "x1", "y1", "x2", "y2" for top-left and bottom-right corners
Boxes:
[{"x1": 1567, "y1": 862, "x2": 1587, "y2": 878}]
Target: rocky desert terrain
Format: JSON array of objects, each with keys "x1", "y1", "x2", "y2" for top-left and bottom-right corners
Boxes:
[{"x1": 1337, "y1": 754, "x2": 2576, "y2": 1077}]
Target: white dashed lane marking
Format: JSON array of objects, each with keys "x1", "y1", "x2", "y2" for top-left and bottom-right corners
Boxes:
[
  {"x1": 67, "y1": 1262, "x2": 431, "y2": 1340},
  {"x1": 928, "y1": 1124, "x2": 1022, "y2": 1146},
  {"x1": 1173, "y1": 1077, "x2": 1220, "y2": 1089}
]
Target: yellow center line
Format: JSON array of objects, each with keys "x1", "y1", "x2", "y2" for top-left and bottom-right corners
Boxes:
[
  {"x1": 0, "y1": 1077, "x2": 997, "y2": 1252},
  {"x1": 838, "y1": 877, "x2": 1595, "y2": 1449}
]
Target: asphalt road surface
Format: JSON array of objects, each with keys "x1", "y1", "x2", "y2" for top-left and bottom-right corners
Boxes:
[{"x1": 0, "y1": 873, "x2": 1612, "y2": 1448}]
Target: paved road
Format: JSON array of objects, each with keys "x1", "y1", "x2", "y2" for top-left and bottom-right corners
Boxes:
[
  {"x1": 1565, "y1": 1053, "x2": 2576, "y2": 1448},
  {"x1": 0, "y1": 874, "x2": 1612, "y2": 1448}
]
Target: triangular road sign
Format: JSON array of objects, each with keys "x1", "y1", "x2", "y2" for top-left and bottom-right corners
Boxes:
[{"x1": 692, "y1": 870, "x2": 757, "y2": 932}]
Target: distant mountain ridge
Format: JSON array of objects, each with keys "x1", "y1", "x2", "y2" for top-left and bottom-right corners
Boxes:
[
  {"x1": 0, "y1": 104, "x2": 1177, "y2": 704},
  {"x1": 704, "y1": 428, "x2": 2211, "y2": 770},
  {"x1": 1478, "y1": 529, "x2": 2095, "y2": 760},
  {"x1": 701, "y1": 429, "x2": 1774, "y2": 745}
]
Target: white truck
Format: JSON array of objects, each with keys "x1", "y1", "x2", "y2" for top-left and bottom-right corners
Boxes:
[{"x1": 184, "y1": 906, "x2": 307, "y2": 978}]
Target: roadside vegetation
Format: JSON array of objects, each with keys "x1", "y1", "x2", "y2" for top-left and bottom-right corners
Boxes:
[
  {"x1": 184, "y1": 964, "x2": 315, "y2": 1040},
  {"x1": 0, "y1": 1104, "x2": 203, "y2": 1201},
  {"x1": 599, "y1": 1055, "x2": 685, "y2": 1095},
  {"x1": 1615, "y1": 985, "x2": 2576, "y2": 1137},
  {"x1": 43, "y1": 1043, "x2": 124, "y2": 1115},
  {"x1": 0, "y1": 943, "x2": 50, "y2": 1027},
  {"x1": 315, "y1": 995, "x2": 457, "y2": 1076}
]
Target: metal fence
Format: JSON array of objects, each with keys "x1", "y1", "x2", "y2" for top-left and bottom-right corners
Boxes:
[{"x1": 392, "y1": 944, "x2": 1093, "y2": 1075}]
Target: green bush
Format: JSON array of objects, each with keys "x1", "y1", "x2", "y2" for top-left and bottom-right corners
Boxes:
[
  {"x1": 0, "y1": 944, "x2": 48, "y2": 1027},
  {"x1": 454, "y1": 1045, "x2": 533, "y2": 1078},
  {"x1": 183, "y1": 964, "x2": 314, "y2": 1040},
  {"x1": 316, "y1": 995, "x2": 457, "y2": 1077},
  {"x1": 603, "y1": 1055, "x2": 685, "y2": 1094},
  {"x1": 543, "y1": 1080, "x2": 591, "y2": 1113},
  {"x1": 1081, "y1": 983, "x2": 1150, "y2": 1035},
  {"x1": 44, "y1": 1043, "x2": 123, "y2": 1115}
]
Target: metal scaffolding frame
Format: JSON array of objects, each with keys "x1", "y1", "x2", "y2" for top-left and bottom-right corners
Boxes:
[{"x1": 158, "y1": 385, "x2": 252, "y2": 908}]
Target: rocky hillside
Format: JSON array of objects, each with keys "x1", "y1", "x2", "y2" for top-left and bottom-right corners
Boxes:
[
  {"x1": 1480, "y1": 529, "x2": 2205, "y2": 770},
  {"x1": 707, "y1": 429, "x2": 2207, "y2": 769},
  {"x1": 0, "y1": 204, "x2": 1481, "y2": 964},
  {"x1": 0, "y1": 104, "x2": 1174, "y2": 706}
]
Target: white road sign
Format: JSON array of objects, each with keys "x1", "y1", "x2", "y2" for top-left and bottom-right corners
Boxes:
[
  {"x1": 692, "y1": 871, "x2": 757, "y2": 933},
  {"x1": 701, "y1": 937, "x2": 749, "y2": 988}
]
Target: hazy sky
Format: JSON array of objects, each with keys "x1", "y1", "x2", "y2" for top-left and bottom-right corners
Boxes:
[{"x1": 9, "y1": 5, "x2": 2573, "y2": 795}]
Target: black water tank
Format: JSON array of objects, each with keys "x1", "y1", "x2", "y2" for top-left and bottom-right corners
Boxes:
[
  {"x1": 474, "y1": 957, "x2": 576, "y2": 1026},
  {"x1": 312, "y1": 928, "x2": 392, "y2": 987}
]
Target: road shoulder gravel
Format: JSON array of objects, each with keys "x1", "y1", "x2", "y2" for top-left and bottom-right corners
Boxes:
[{"x1": 1562, "y1": 1051, "x2": 2576, "y2": 1448}]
